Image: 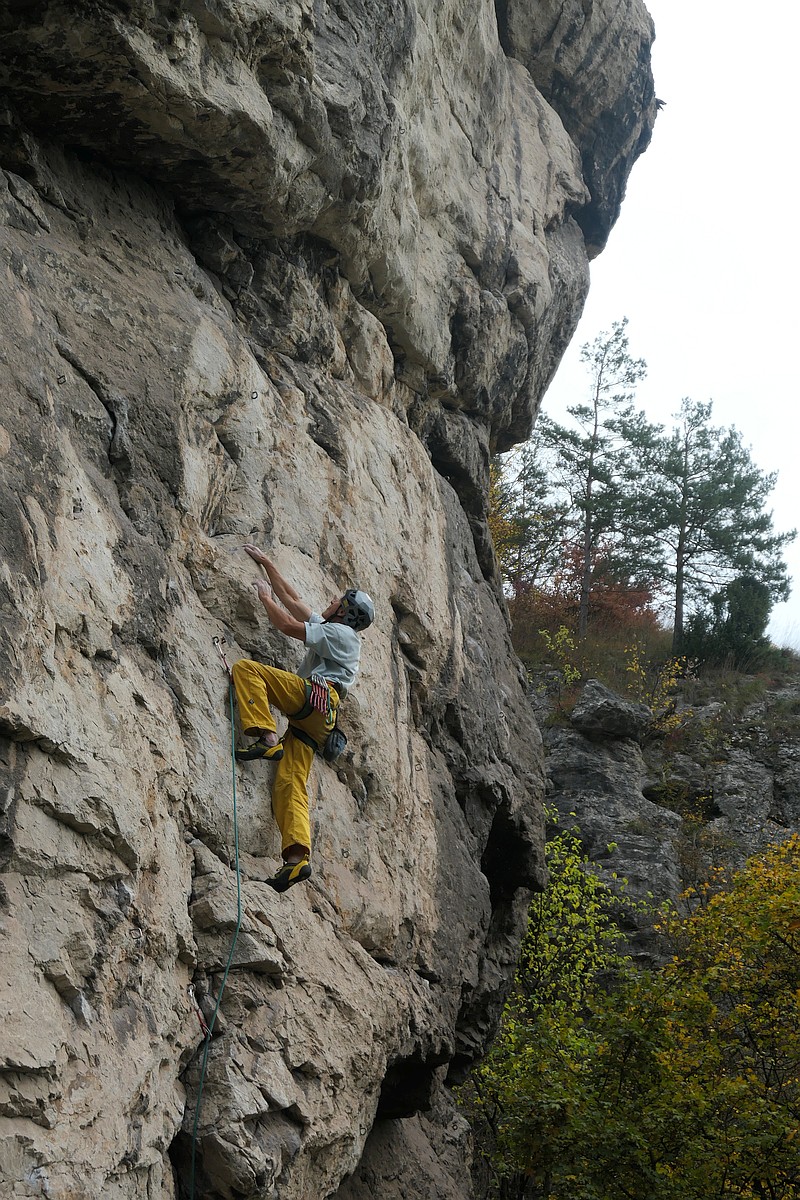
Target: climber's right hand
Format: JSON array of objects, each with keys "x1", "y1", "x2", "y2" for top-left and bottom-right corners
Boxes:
[{"x1": 243, "y1": 543, "x2": 268, "y2": 565}]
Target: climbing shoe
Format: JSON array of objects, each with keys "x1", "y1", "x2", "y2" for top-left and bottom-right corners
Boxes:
[
  {"x1": 235, "y1": 737, "x2": 284, "y2": 762},
  {"x1": 266, "y1": 858, "x2": 312, "y2": 893}
]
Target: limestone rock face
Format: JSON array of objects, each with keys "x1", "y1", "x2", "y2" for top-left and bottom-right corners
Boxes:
[
  {"x1": 0, "y1": 4, "x2": 654, "y2": 1198},
  {"x1": 545, "y1": 721, "x2": 683, "y2": 962},
  {"x1": 498, "y1": 0, "x2": 657, "y2": 254}
]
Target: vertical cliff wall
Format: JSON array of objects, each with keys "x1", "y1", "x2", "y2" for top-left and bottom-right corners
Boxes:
[{"x1": 0, "y1": 3, "x2": 655, "y2": 1197}]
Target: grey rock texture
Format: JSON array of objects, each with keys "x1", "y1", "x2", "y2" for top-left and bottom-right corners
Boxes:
[
  {"x1": 545, "y1": 721, "x2": 682, "y2": 962},
  {"x1": 570, "y1": 678, "x2": 653, "y2": 741},
  {"x1": 703, "y1": 684, "x2": 800, "y2": 860},
  {"x1": 336, "y1": 1084, "x2": 474, "y2": 1200},
  {"x1": 497, "y1": 0, "x2": 657, "y2": 254},
  {"x1": 0, "y1": 3, "x2": 655, "y2": 1197},
  {"x1": 542, "y1": 677, "x2": 800, "y2": 963}
]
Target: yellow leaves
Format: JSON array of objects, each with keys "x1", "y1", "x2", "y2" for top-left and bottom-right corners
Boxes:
[
  {"x1": 623, "y1": 644, "x2": 693, "y2": 734},
  {"x1": 460, "y1": 824, "x2": 800, "y2": 1199},
  {"x1": 538, "y1": 625, "x2": 582, "y2": 685}
]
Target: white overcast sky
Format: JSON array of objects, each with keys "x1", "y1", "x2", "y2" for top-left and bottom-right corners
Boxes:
[{"x1": 540, "y1": 0, "x2": 800, "y2": 648}]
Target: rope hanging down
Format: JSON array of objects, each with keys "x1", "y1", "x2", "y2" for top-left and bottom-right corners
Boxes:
[{"x1": 188, "y1": 639, "x2": 243, "y2": 1200}]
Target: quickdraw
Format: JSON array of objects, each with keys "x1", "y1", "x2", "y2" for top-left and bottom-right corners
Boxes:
[
  {"x1": 288, "y1": 674, "x2": 332, "y2": 721},
  {"x1": 213, "y1": 635, "x2": 232, "y2": 678},
  {"x1": 187, "y1": 984, "x2": 211, "y2": 1039}
]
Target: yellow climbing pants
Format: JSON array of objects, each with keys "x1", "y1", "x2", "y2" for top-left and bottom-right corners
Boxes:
[{"x1": 231, "y1": 659, "x2": 338, "y2": 858}]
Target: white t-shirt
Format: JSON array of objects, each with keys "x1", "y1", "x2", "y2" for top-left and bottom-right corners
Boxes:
[{"x1": 297, "y1": 613, "x2": 361, "y2": 694}]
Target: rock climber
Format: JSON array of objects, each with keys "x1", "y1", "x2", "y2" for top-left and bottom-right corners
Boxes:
[{"x1": 231, "y1": 544, "x2": 374, "y2": 893}]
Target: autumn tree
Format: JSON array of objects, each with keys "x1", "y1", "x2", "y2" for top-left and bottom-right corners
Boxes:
[
  {"x1": 489, "y1": 447, "x2": 572, "y2": 601},
  {"x1": 538, "y1": 318, "x2": 648, "y2": 637}
]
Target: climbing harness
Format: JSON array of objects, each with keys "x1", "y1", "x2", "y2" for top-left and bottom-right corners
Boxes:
[
  {"x1": 189, "y1": 638, "x2": 243, "y2": 1200},
  {"x1": 286, "y1": 674, "x2": 348, "y2": 762},
  {"x1": 287, "y1": 673, "x2": 332, "y2": 722},
  {"x1": 287, "y1": 719, "x2": 348, "y2": 762}
]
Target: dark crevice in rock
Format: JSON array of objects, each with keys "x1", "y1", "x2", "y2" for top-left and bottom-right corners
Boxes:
[
  {"x1": 0, "y1": 739, "x2": 19, "y2": 872},
  {"x1": 448, "y1": 892, "x2": 527, "y2": 1081},
  {"x1": 412, "y1": 407, "x2": 503, "y2": 584},
  {"x1": 377, "y1": 1045, "x2": 451, "y2": 1119},
  {"x1": 481, "y1": 794, "x2": 539, "y2": 905},
  {"x1": 168, "y1": 1128, "x2": 199, "y2": 1200},
  {"x1": 493, "y1": 0, "x2": 513, "y2": 56},
  {"x1": 304, "y1": 390, "x2": 347, "y2": 469},
  {"x1": 55, "y1": 342, "x2": 134, "y2": 472}
]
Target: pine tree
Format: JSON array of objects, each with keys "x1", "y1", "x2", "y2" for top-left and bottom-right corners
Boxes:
[
  {"x1": 641, "y1": 399, "x2": 794, "y2": 652},
  {"x1": 537, "y1": 319, "x2": 648, "y2": 636},
  {"x1": 489, "y1": 334, "x2": 794, "y2": 655}
]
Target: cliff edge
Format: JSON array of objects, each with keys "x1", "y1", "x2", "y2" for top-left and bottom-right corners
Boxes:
[{"x1": 0, "y1": 3, "x2": 656, "y2": 1196}]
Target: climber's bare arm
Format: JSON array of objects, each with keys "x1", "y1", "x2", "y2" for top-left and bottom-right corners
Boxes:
[
  {"x1": 243, "y1": 545, "x2": 313, "y2": 621},
  {"x1": 253, "y1": 580, "x2": 307, "y2": 642}
]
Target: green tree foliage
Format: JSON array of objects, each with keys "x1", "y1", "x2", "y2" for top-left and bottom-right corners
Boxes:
[
  {"x1": 458, "y1": 819, "x2": 632, "y2": 1200},
  {"x1": 684, "y1": 574, "x2": 774, "y2": 668},
  {"x1": 487, "y1": 327, "x2": 795, "y2": 656},
  {"x1": 460, "y1": 835, "x2": 800, "y2": 1200},
  {"x1": 631, "y1": 398, "x2": 795, "y2": 653}
]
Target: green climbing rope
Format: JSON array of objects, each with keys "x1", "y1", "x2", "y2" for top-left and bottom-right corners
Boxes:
[{"x1": 189, "y1": 671, "x2": 243, "y2": 1200}]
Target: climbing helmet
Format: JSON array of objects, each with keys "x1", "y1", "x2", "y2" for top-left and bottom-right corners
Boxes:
[{"x1": 340, "y1": 588, "x2": 375, "y2": 631}]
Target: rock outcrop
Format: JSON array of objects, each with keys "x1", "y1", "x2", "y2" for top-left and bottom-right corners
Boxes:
[
  {"x1": 0, "y1": 3, "x2": 656, "y2": 1197},
  {"x1": 541, "y1": 676, "x2": 800, "y2": 964},
  {"x1": 497, "y1": 0, "x2": 657, "y2": 254},
  {"x1": 570, "y1": 678, "x2": 653, "y2": 741}
]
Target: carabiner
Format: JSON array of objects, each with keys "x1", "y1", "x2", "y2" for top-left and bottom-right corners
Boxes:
[{"x1": 213, "y1": 636, "x2": 232, "y2": 677}]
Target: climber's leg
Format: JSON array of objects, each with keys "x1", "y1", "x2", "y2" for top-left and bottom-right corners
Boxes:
[
  {"x1": 231, "y1": 659, "x2": 308, "y2": 747},
  {"x1": 232, "y1": 662, "x2": 339, "y2": 891},
  {"x1": 271, "y1": 731, "x2": 316, "y2": 861}
]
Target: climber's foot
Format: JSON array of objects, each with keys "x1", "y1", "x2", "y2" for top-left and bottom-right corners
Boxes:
[
  {"x1": 266, "y1": 858, "x2": 312, "y2": 893},
  {"x1": 235, "y1": 737, "x2": 284, "y2": 762}
]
